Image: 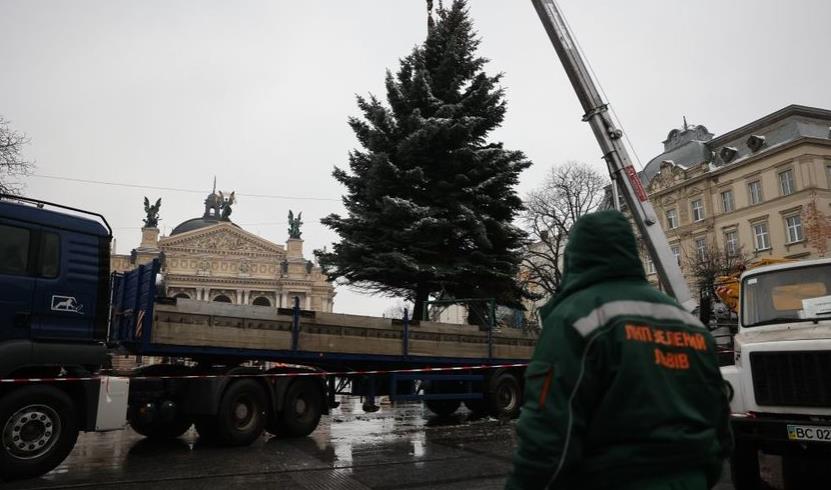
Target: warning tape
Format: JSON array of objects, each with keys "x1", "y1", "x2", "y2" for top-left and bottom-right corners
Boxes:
[{"x1": 0, "y1": 363, "x2": 528, "y2": 384}]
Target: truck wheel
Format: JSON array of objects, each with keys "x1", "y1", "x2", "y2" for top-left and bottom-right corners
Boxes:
[
  {"x1": 486, "y1": 372, "x2": 521, "y2": 419},
  {"x1": 214, "y1": 379, "x2": 267, "y2": 446},
  {"x1": 194, "y1": 415, "x2": 218, "y2": 443},
  {"x1": 463, "y1": 399, "x2": 488, "y2": 415},
  {"x1": 130, "y1": 414, "x2": 192, "y2": 439},
  {"x1": 425, "y1": 399, "x2": 461, "y2": 416},
  {"x1": 730, "y1": 438, "x2": 761, "y2": 490},
  {"x1": 278, "y1": 379, "x2": 323, "y2": 437},
  {"x1": 0, "y1": 386, "x2": 79, "y2": 481}
]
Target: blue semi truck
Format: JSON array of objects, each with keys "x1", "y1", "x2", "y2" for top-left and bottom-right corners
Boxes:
[{"x1": 0, "y1": 195, "x2": 534, "y2": 481}]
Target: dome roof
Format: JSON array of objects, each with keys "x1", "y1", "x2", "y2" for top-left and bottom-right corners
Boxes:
[{"x1": 170, "y1": 216, "x2": 240, "y2": 236}]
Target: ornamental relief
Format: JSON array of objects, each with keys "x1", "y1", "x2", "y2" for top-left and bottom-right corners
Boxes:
[{"x1": 648, "y1": 162, "x2": 685, "y2": 193}]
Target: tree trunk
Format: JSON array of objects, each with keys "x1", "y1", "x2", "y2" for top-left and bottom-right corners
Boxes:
[{"x1": 413, "y1": 285, "x2": 429, "y2": 321}]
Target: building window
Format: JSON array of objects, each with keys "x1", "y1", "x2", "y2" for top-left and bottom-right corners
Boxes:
[
  {"x1": 784, "y1": 215, "x2": 804, "y2": 243},
  {"x1": 752, "y1": 222, "x2": 770, "y2": 251},
  {"x1": 721, "y1": 190, "x2": 734, "y2": 213},
  {"x1": 645, "y1": 256, "x2": 655, "y2": 275},
  {"x1": 694, "y1": 237, "x2": 707, "y2": 260},
  {"x1": 748, "y1": 180, "x2": 763, "y2": 205},
  {"x1": 213, "y1": 294, "x2": 232, "y2": 303},
  {"x1": 252, "y1": 296, "x2": 272, "y2": 307},
  {"x1": 174, "y1": 293, "x2": 190, "y2": 300},
  {"x1": 826, "y1": 164, "x2": 831, "y2": 187},
  {"x1": 665, "y1": 209, "x2": 678, "y2": 229},
  {"x1": 724, "y1": 230, "x2": 738, "y2": 256},
  {"x1": 778, "y1": 169, "x2": 795, "y2": 196},
  {"x1": 691, "y1": 199, "x2": 705, "y2": 222},
  {"x1": 671, "y1": 245, "x2": 681, "y2": 265}
]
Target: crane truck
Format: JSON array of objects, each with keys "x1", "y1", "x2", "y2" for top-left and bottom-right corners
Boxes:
[{"x1": 716, "y1": 258, "x2": 831, "y2": 489}]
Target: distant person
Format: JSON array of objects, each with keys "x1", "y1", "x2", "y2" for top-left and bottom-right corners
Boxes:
[{"x1": 506, "y1": 210, "x2": 731, "y2": 490}]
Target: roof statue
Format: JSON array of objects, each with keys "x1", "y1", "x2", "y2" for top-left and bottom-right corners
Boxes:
[
  {"x1": 288, "y1": 210, "x2": 303, "y2": 239},
  {"x1": 219, "y1": 191, "x2": 235, "y2": 220},
  {"x1": 143, "y1": 197, "x2": 161, "y2": 228}
]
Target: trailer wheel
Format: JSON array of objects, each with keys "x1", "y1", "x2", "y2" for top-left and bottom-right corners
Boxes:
[
  {"x1": 194, "y1": 415, "x2": 218, "y2": 443},
  {"x1": 0, "y1": 386, "x2": 79, "y2": 481},
  {"x1": 730, "y1": 438, "x2": 761, "y2": 490},
  {"x1": 463, "y1": 399, "x2": 488, "y2": 415},
  {"x1": 486, "y1": 372, "x2": 521, "y2": 419},
  {"x1": 425, "y1": 399, "x2": 461, "y2": 416},
  {"x1": 214, "y1": 379, "x2": 267, "y2": 446},
  {"x1": 278, "y1": 379, "x2": 323, "y2": 437},
  {"x1": 130, "y1": 413, "x2": 192, "y2": 439}
]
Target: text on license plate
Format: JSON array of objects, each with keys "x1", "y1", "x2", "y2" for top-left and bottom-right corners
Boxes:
[{"x1": 787, "y1": 425, "x2": 831, "y2": 442}]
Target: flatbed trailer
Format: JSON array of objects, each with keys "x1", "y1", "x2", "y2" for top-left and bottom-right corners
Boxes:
[{"x1": 105, "y1": 260, "x2": 534, "y2": 460}]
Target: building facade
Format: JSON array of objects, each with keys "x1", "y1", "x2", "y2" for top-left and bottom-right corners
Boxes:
[
  {"x1": 637, "y1": 105, "x2": 831, "y2": 290},
  {"x1": 111, "y1": 190, "x2": 335, "y2": 311}
]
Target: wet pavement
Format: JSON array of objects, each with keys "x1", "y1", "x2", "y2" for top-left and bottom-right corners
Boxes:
[{"x1": 8, "y1": 398, "x2": 736, "y2": 490}]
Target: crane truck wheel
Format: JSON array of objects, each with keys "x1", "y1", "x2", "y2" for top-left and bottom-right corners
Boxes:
[
  {"x1": 729, "y1": 438, "x2": 761, "y2": 490},
  {"x1": 486, "y1": 371, "x2": 521, "y2": 419},
  {"x1": 275, "y1": 379, "x2": 323, "y2": 437},
  {"x1": 0, "y1": 385, "x2": 79, "y2": 481},
  {"x1": 214, "y1": 379, "x2": 267, "y2": 446}
]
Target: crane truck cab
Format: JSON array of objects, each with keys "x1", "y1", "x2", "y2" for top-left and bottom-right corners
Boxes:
[
  {"x1": 720, "y1": 257, "x2": 831, "y2": 489},
  {"x1": 0, "y1": 196, "x2": 129, "y2": 480}
]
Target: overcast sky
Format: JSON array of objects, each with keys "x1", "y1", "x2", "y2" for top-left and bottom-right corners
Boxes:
[{"x1": 2, "y1": 0, "x2": 829, "y2": 316}]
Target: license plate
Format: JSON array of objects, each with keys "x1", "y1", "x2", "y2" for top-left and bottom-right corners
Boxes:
[{"x1": 786, "y1": 424, "x2": 831, "y2": 442}]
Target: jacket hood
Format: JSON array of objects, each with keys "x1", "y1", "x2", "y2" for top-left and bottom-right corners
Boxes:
[{"x1": 539, "y1": 210, "x2": 646, "y2": 319}]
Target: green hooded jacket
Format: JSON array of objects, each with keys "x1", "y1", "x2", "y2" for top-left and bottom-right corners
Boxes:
[{"x1": 506, "y1": 210, "x2": 732, "y2": 490}]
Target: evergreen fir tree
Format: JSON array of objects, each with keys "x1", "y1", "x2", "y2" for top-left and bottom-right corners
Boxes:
[{"x1": 316, "y1": 0, "x2": 531, "y2": 321}]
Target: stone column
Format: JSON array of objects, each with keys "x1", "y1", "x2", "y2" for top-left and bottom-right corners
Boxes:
[
  {"x1": 305, "y1": 295, "x2": 312, "y2": 311},
  {"x1": 140, "y1": 227, "x2": 160, "y2": 249},
  {"x1": 286, "y1": 238, "x2": 304, "y2": 259}
]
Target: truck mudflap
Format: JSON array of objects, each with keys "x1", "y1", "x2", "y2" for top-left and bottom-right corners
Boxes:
[{"x1": 94, "y1": 376, "x2": 130, "y2": 431}]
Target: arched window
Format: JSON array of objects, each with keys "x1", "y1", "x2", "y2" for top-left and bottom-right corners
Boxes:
[
  {"x1": 252, "y1": 296, "x2": 271, "y2": 307},
  {"x1": 174, "y1": 293, "x2": 190, "y2": 300},
  {"x1": 213, "y1": 294, "x2": 232, "y2": 303}
]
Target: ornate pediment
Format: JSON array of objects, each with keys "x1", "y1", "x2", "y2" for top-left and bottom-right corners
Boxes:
[
  {"x1": 647, "y1": 160, "x2": 686, "y2": 193},
  {"x1": 160, "y1": 223, "x2": 285, "y2": 257}
]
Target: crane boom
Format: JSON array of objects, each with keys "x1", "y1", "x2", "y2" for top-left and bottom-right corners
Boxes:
[{"x1": 531, "y1": 0, "x2": 695, "y2": 311}]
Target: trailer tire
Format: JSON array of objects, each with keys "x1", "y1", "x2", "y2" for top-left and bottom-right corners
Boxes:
[
  {"x1": 425, "y1": 399, "x2": 461, "y2": 416},
  {"x1": 194, "y1": 415, "x2": 219, "y2": 443},
  {"x1": 486, "y1": 371, "x2": 521, "y2": 419},
  {"x1": 730, "y1": 438, "x2": 761, "y2": 490},
  {"x1": 278, "y1": 379, "x2": 323, "y2": 437},
  {"x1": 214, "y1": 379, "x2": 267, "y2": 446},
  {"x1": 0, "y1": 385, "x2": 79, "y2": 481},
  {"x1": 463, "y1": 399, "x2": 488, "y2": 415},
  {"x1": 130, "y1": 413, "x2": 192, "y2": 439}
]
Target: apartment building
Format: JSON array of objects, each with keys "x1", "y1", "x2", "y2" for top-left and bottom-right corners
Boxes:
[{"x1": 638, "y1": 105, "x2": 831, "y2": 289}]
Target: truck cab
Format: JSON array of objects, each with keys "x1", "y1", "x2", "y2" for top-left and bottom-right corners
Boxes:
[
  {"x1": 720, "y1": 257, "x2": 831, "y2": 489},
  {"x1": 0, "y1": 196, "x2": 127, "y2": 481},
  {"x1": 0, "y1": 196, "x2": 112, "y2": 377}
]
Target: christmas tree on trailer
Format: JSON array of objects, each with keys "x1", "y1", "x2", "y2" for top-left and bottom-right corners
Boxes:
[{"x1": 316, "y1": 0, "x2": 531, "y2": 322}]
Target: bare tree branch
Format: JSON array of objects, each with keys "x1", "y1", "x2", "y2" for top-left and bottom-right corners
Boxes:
[
  {"x1": 519, "y1": 162, "x2": 609, "y2": 301},
  {"x1": 0, "y1": 117, "x2": 34, "y2": 194}
]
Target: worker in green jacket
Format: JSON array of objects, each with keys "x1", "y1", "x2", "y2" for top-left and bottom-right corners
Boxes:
[{"x1": 506, "y1": 210, "x2": 732, "y2": 490}]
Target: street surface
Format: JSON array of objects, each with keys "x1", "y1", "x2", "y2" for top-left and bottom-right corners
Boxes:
[{"x1": 8, "y1": 398, "x2": 738, "y2": 490}]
